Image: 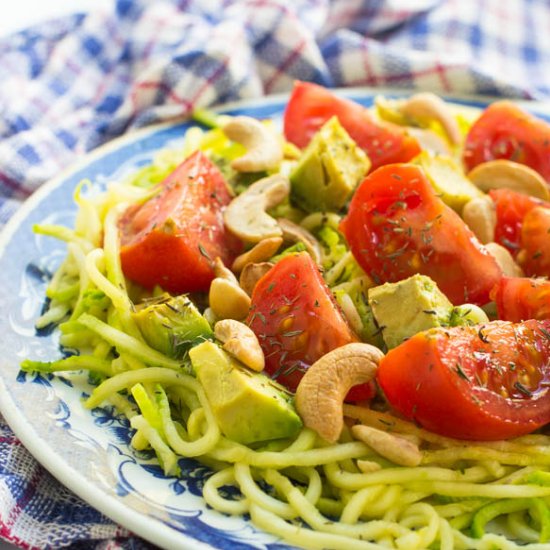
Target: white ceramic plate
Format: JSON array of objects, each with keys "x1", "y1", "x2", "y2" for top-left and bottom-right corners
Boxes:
[{"x1": 0, "y1": 89, "x2": 546, "y2": 549}]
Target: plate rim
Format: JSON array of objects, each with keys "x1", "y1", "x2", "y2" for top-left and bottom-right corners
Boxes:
[{"x1": 0, "y1": 86, "x2": 546, "y2": 549}]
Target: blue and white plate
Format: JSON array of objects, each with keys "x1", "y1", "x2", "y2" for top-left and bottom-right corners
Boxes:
[{"x1": 0, "y1": 90, "x2": 544, "y2": 549}]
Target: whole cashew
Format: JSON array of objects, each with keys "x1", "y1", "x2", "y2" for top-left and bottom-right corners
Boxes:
[
  {"x1": 468, "y1": 160, "x2": 550, "y2": 201},
  {"x1": 351, "y1": 425, "x2": 422, "y2": 467},
  {"x1": 214, "y1": 319, "x2": 265, "y2": 372},
  {"x1": 484, "y1": 242, "x2": 524, "y2": 277},
  {"x1": 239, "y1": 261, "x2": 273, "y2": 296},
  {"x1": 209, "y1": 258, "x2": 251, "y2": 320},
  {"x1": 223, "y1": 116, "x2": 283, "y2": 172},
  {"x1": 295, "y1": 343, "x2": 384, "y2": 443},
  {"x1": 462, "y1": 196, "x2": 496, "y2": 244},
  {"x1": 398, "y1": 92, "x2": 461, "y2": 145},
  {"x1": 232, "y1": 237, "x2": 283, "y2": 273},
  {"x1": 277, "y1": 218, "x2": 322, "y2": 265},
  {"x1": 224, "y1": 174, "x2": 290, "y2": 243}
]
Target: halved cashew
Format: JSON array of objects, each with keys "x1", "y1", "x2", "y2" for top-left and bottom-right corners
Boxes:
[
  {"x1": 232, "y1": 237, "x2": 283, "y2": 273},
  {"x1": 223, "y1": 116, "x2": 283, "y2": 172},
  {"x1": 485, "y1": 242, "x2": 524, "y2": 277},
  {"x1": 468, "y1": 160, "x2": 550, "y2": 201},
  {"x1": 214, "y1": 319, "x2": 265, "y2": 372},
  {"x1": 224, "y1": 174, "x2": 290, "y2": 243},
  {"x1": 213, "y1": 256, "x2": 238, "y2": 283},
  {"x1": 277, "y1": 218, "x2": 322, "y2": 265},
  {"x1": 462, "y1": 196, "x2": 496, "y2": 244},
  {"x1": 295, "y1": 343, "x2": 384, "y2": 443},
  {"x1": 209, "y1": 258, "x2": 251, "y2": 320},
  {"x1": 351, "y1": 424, "x2": 422, "y2": 467},
  {"x1": 398, "y1": 92, "x2": 461, "y2": 145},
  {"x1": 239, "y1": 261, "x2": 273, "y2": 296}
]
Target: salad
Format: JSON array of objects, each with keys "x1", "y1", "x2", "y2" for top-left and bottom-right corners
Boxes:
[{"x1": 23, "y1": 81, "x2": 550, "y2": 549}]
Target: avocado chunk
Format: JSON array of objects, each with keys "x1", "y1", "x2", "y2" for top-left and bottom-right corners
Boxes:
[
  {"x1": 368, "y1": 274, "x2": 453, "y2": 349},
  {"x1": 414, "y1": 151, "x2": 484, "y2": 212},
  {"x1": 290, "y1": 116, "x2": 370, "y2": 212},
  {"x1": 189, "y1": 341, "x2": 302, "y2": 444},
  {"x1": 133, "y1": 293, "x2": 213, "y2": 358}
]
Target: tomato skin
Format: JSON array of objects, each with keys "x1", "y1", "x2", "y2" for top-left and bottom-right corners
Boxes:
[
  {"x1": 490, "y1": 189, "x2": 549, "y2": 257},
  {"x1": 463, "y1": 101, "x2": 550, "y2": 182},
  {"x1": 247, "y1": 253, "x2": 361, "y2": 394},
  {"x1": 283, "y1": 81, "x2": 420, "y2": 171},
  {"x1": 491, "y1": 277, "x2": 550, "y2": 322},
  {"x1": 341, "y1": 164, "x2": 502, "y2": 306},
  {"x1": 119, "y1": 151, "x2": 241, "y2": 293},
  {"x1": 518, "y1": 206, "x2": 550, "y2": 277},
  {"x1": 378, "y1": 320, "x2": 550, "y2": 440}
]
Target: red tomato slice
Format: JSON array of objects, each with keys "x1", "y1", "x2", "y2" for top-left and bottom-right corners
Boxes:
[
  {"x1": 378, "y1": 320, "x2": 550, "y2": 440},
  {"x1": 340, "y1": 164, "x2": 502, "y2": 306},
  {"x1": 119, "y1": 151, "x2": 241, "y2": 293},
  {"x1": 491, "y1": 277, "x2": 550, "y2": 322},
  {"x1": 490, "y1": 189, "x2": 549, "y2": 256},
  {"x1": 463, "y1": 101, "x2": 550, "y2": 182},
  {"x1": 518, "y1": 206, "x2": 550, "y2": 277},
  {"x1": 283, "y1": 81, "x2": 421, "y2": 171},
  {"x1": 246, "y1": 253, "x2": 369, "y2": 398}
]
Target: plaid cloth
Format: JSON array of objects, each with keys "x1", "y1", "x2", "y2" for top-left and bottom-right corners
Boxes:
[{"x1": 0, "y1": 0, "x2": 549, "y2": 547}]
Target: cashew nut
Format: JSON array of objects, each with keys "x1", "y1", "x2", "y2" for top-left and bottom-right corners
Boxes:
[
  {"x1": 277, "y1": 218, "x2": 322, "y2": 265},
  {"x1": 398, "y1": 92, "x2": 461, "y2": 145},
  {"x1": 351, "y1": 424, "x2": 422, "y2": 467},
  {"x1": 224, "y1": 174, "x2": 290, "y2": 243},
  {"x1": 462, "y1": 196, "x2": 496, "y2": 244},
  {"x1": 232, "y1": 237, "x2": 283, "y2": 273},
  {"x1": 223, "y1": 116, "x2": 283, "y2": 172},
  {"x1": 295, "y1": 343, "x2": 384, "y2": 443},
  {"x1": 468, "y1": 160, "x2": 550, "y2": 201},
  {"x1": 484, "y1": 242, "x2": 524, "y2": 277},
  {"x1": 239, "y1": 261, "x2": 273, "y2": 296},
  {"x1": 213, "y1": 256, "x2": 238, "y2": 283},
  {"x1": 214, "y1": 319, "x2": 265, "y2": 372},
  {"x1": 209, "y1": 257, "x2": 251, "y2": 320}
]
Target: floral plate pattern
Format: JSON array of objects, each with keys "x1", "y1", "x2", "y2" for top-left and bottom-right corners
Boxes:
[{"x1": 0, "y1": 90, "x2": 533, "y2": 549}]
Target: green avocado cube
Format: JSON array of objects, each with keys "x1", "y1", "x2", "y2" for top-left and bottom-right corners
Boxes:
[
  {"x1": 414, "y1": 151, "x2": 484, "y2": 212},
  {"x1": 133, "y1": 294, "x2": 213, "y2": 359},
  {"x1": 368, "y1": 274, "x2": 453, "y2": 349},
  {"x1": 189, "y1": 341, "x2": 302, "y2": 445},
  {"x1": 290, "y1": 116, "x2": 370, "y2": 212}
]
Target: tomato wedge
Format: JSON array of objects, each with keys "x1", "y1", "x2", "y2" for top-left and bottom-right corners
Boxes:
[
  {"x1": 463, "y1": 100, "x2": 550, "y2": 182},
  {"x1": 491, "y1": 277, "x2": 550, "y2": 322},
  {"x1": 119, "y1": 151, "x2": 241, "y2": 293},
  {"x1": 283, "y1": 81, "x2": 420, "y2": 171},
  {"x1": 340, "y1": 164, "x2": 502, "y2": 305},
  {"x1": 246, "y1": 253, "x2": 370, "y2": 398},
  {"x1": 490, "y1": 188, "x2": 549, "y2": 257},
  {"x1": 378, "y1": 320, "x2": 550, "y2": 440},
  {"x1": 518, "y1": 206, "x2": 550, "y2": 277}
]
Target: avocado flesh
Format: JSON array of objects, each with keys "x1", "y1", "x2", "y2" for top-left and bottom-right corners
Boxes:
[
  {"x1": 189, "y1": 341, "x2": 302, "y2": 445},
  {"x1": 133, "y1": 293, "x2": 213, "y2": 359},
  {"x1": 368, "y1": 274, "x2": 453, "y2": 349},
  {"x1": 414, "y1": 151, "x2": 484, "y2": 212},
  {"x1": 290, "y1": 116, "x2": 370, "y2": 212}
]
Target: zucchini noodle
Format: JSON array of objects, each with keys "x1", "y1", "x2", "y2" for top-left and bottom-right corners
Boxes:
[{"x1": 25, "y1": 118, "x2": 550, "y2": 550}]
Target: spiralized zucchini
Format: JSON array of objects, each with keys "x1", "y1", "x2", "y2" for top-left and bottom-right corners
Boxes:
[{"x1": 21, "y1": 117, "x2": 550, "y2": 550}]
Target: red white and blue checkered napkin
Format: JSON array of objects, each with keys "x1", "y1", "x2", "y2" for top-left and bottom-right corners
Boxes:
[{"x1": 1, "y1": 0, "x2": 549, "y2": 547}]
